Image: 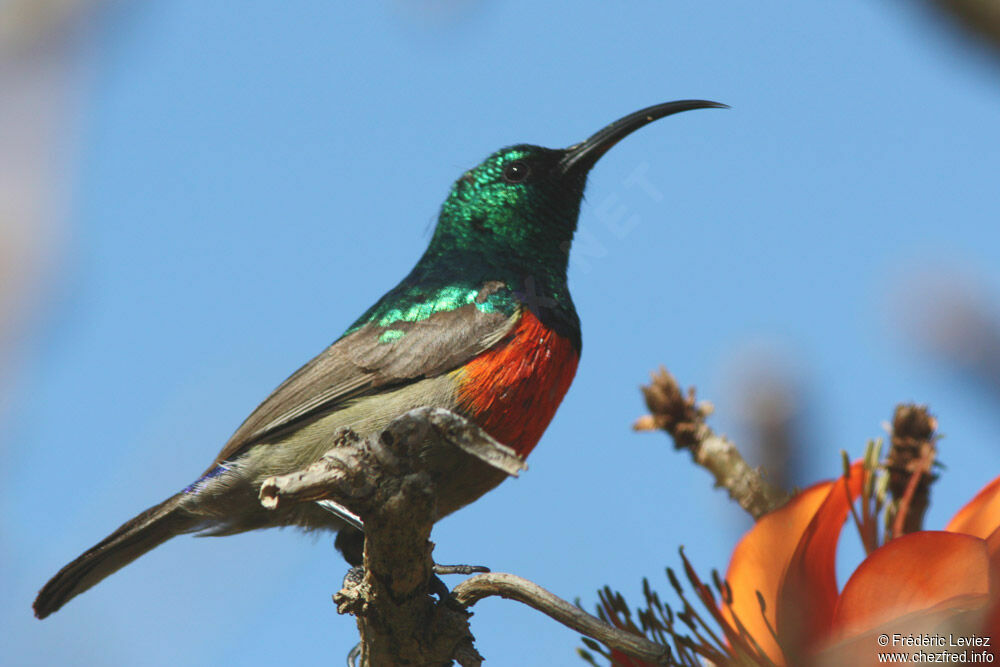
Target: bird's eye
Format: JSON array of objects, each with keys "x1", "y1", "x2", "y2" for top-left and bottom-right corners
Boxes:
[{"x1": 502, "y1": 161, "x2": 530, "y2": 184}]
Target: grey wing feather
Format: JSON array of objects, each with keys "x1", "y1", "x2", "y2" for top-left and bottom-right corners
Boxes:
[{"x1": 204, "y1": 301, "x2": 520, "y2": 472}]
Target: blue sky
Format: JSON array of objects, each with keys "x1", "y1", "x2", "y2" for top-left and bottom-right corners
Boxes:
[{"x1": 5, "y1": 1, "x2": 1000, "y2": 665}]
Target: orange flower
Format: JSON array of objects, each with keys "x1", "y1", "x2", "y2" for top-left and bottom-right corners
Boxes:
[{"x1": 725, "y1": 465, "x2": 1000, "y2": 666}]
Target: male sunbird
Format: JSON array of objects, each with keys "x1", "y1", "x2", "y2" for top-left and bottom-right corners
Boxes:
[{"x1": 34, "y1": 100, "x2": 725, "y2": 618}]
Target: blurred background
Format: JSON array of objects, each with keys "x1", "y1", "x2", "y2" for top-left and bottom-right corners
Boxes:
[{"x1": 3, "y1": 1, "x2": 1000, "y2": 665}]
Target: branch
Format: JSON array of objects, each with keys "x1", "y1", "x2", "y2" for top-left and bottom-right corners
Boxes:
[
  {"x1": 259, "y1": 407, "x2": 675, "y2": 665},
  {"x1": 452, "y1": 573, "x2": 673, "y2": 665},
  {"x1": 258, "y1": 407, "x2": 526, "y2": 666},
  {"x1": 634, "y1": 367, "x2": 791, "y2": 519}
]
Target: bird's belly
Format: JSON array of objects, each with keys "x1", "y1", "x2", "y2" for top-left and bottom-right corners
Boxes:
[{"x1": 454, "y1": 309, "x2": 579, "y2": 458}]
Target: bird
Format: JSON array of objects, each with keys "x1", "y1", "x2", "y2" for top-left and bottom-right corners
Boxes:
[{"x1": 33, "y1": 99, "x2": 725, "y2": 619}]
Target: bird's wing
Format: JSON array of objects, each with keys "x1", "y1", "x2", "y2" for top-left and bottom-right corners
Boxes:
[{"x1": 206, "y1": 289, "x2": 520, "y2": 471}]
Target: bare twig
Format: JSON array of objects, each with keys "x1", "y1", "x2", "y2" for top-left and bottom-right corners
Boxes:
[
  {"x1": 259, "y1": 407, "x2": 527, "y2": 666},
  {"x1": 260, "y1": 408, "x2": 673, "y2": 664},
  {"x1": 452, "y1": 572, "x2": 673, "y2": 665},
  {"x1": 635, "y1": 367, "x2": 791, "y2": 519}
]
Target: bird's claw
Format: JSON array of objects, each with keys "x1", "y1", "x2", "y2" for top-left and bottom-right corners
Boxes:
[
  {"x1": 432, "y1": 563, "x2": 490, "y2": 576},
  {"x1": 346, "y1": 642, "x2": 361, "y2": 667}
]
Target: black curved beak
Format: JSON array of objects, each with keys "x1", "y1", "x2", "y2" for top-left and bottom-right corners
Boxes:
[{"x1": 557, "y1": 100, "x2": 728, "y2": 176}]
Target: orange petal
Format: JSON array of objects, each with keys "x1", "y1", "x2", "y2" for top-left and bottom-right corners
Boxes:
[
  {"x1": 946, "y1": 474, "x2": 1000, "y2": 541},
  {"x1": 944, "y1": 474, "x2": 1000, "y2": 650},
  {"x1": 818, "y1": 593, "x2": 991, "y2": 667},
  {"x1": 775, "y1": 462, "x2": 865, "y2": 663},
  {"x1": 824, "y1": 531, "x2": 991, "y2": 666},
  {"x1": 980, "y1": 525, "x2": 1000, "y2": 648},
  {"x1": 723, "y1": 463, "x2": 863, "y2": 665}
]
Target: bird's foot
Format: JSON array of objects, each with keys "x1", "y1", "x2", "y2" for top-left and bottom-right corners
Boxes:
[
  {"x1": 432, "y1": 563, "x2": 490, "y2": 576},
  {"x1": 337, "y1": 557, "x2": 487, "y2": 610},
  {"x1": 429, "y1": 563, "x2": 490, "y2": 600},
  {"x1": 346, "y1": 642, "x2": 361, "y2": 667}
]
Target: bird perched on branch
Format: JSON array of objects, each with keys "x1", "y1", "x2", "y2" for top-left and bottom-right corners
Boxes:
[{"x1": 34, "y1": 100, "x2": 725, "y2": 618}]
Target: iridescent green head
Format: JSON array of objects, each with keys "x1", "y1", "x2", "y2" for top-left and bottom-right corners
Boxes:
[
  {"x1": 350, "y1": 101, "x2": 726, "y2": 346},
  {"x1": 425, "y1": 100, "x2": 728, "y2": 278},
  {"x1": 433, "y1": 144, "x2": 585, "y2": 271}
]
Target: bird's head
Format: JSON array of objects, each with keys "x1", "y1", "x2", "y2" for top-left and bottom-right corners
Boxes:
[{"x1": 427, "y1": 100, "x2": 727, "y2": 275}]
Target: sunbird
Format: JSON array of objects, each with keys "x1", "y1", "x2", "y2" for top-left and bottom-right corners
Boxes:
[{"x1": 34, "y1": 100, "x2": 725, "y2": 618}]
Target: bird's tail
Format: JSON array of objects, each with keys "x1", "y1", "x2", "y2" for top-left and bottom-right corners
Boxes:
[{"x1": 33, "y1": 493, "x2": 199, "y2": 619}]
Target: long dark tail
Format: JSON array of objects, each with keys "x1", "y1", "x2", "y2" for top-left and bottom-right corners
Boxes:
[{"x1": 34, "y1": 493, "x2": 199, "y2": 619}]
